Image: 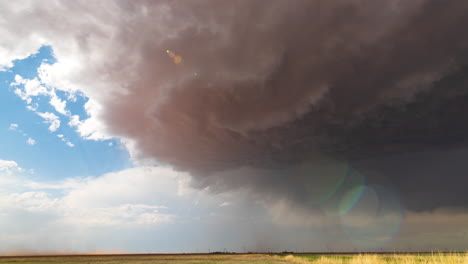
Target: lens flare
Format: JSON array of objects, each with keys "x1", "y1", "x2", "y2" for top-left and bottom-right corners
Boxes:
[
  {"x1": 339, "y1": 184, "x2": 403, "y2": 249},
  {"x1": 320, "y1": 166, "x2": 366, "y2": 217},
  {"x1": 339, "y1": 185, "x2": 367, "y2": 215},
  {"x1": 298, "y1": 159, "x2": 348, "y2": 206},
  {"x1": 165, "y1": 49, "x2": 182, "y2": 64},
  {"x1": 173, "y1": 55, "x2": 182, "y2": 64}
]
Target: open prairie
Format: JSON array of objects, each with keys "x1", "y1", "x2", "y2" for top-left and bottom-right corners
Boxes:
[
  {"x1": 0, "y1": 254, "x2": 288, "y2": 264},
  {"x1": 0, "y1": 253, "x2": 467, "y2": 264}
]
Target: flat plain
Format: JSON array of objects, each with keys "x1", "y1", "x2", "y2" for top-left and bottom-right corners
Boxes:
[{"x1": 0, "y1": 253, "x2": 467, "y2": 264}]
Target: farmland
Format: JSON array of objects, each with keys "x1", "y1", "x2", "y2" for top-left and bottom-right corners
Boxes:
[{"x1": 0, "y1": 253, "x2": 467, "y2": 264}]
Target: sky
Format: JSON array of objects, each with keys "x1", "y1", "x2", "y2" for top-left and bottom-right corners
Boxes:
[{"x1": 1, "y1": 0, "x2": 468, "y2": 254}]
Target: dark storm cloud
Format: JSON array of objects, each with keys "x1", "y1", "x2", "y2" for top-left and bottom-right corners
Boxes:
[
  {"x1": 4, "y1": 0, "x2": 468, "y2": 212},
  {"x1": 97, "y1": 0, "x2": 468, "y2": 212}
]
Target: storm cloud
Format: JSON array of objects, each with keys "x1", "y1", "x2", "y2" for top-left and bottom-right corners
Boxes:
[{"x1": 3, "y1": 0, "x2": 468, "y2": 215}]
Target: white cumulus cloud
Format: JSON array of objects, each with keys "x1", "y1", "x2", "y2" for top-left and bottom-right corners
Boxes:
[
  {"x1": 36, "y1": 112, "x2": 60, "y2": 132},
  {"x1": 49, "y1": 93, "x2": 68, "y2": 115},
  {"x1": 0, "y1": 160, "x2": 20, "y2": 172},
  {"x1": 12, "y1": 76, "x2": 48, "y2": 104},
  {"x1": 8, "y1": 123, "x2": 18, "y2": 131},
  {"x1": 26, "y1": 138, "x2": 36, "y2": 145}
]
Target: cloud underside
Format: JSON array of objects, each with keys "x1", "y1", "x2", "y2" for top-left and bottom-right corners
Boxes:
[{"x1": 2, "y1": 0, "x2": 468, "y2": 213}]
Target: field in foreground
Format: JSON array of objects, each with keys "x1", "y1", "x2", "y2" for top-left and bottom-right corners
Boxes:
[{"x1": 0, "y1": 253, "x2": 467, "y2": 264}]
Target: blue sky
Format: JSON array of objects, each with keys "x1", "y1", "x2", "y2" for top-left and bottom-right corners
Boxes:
[{"x1": 0, "y1": 46, "x2": 130, "y2": 182}]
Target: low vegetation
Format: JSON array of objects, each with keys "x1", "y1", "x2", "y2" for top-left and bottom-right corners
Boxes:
[
  {"x1": 0, "y1": 254, "x2": 289, "y2": 264},
  {"x1": 0, "y1": 253, "x2": 466, "y2": 264},
  {"x1": 290, "y1": 253, "x2": 468, "y2": 264}
]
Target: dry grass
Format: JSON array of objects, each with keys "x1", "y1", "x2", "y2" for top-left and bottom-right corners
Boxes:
[
  {"x1": 0, "y1": 253, "x2": 467, "y2": 264},
  {"x1": 291, "y1": 253, "x2": 468, "y2": 264}
]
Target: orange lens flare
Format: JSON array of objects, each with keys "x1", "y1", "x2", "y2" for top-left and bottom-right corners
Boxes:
[
  {"x1": 166, "y1": 49, "x2": 182, "y2": 64},
  {"x1": 173, "y1": 55, "x2": 182, "y2": 64}
]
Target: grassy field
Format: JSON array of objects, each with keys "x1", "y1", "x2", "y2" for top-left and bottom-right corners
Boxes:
[
  {"x1": 289, "y1": 253, "x2": 468, "y2": 264},
  {"x1": 0, "y1": 253, "x2": 467, "y2": 264}
]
